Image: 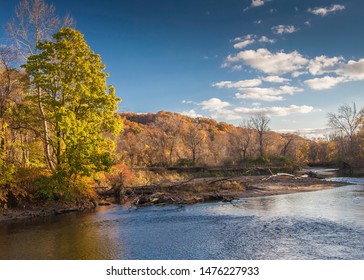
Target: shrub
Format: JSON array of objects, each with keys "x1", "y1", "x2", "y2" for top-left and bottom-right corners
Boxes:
[
  {"x1": 106, "y1": 163, "x2": 136, "y2": 189},
  {"x1": 176, "y1": 158, "x2": 194, "y2": 167},
  {"x1": 0, "y1": 165, "x2": 28, "y2": 208},
  {"x1": 252, "y1": 156, "x2": 270, "y2": 164}
]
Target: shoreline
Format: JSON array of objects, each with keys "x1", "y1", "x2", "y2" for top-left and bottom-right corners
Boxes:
[
  {"x1": 0, "y1": 175, "x2": 346, "y2": 222},
  {"x1": 0, "y1": 200, "x2": 96, "y2": 222},
  {"x1": 119, "y1": 175, "x2": 344, "y2": 207}
]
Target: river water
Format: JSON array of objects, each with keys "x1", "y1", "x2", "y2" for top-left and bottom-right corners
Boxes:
[{"x1": 1, "y1": 175, "x2": 364, "y2": 260}]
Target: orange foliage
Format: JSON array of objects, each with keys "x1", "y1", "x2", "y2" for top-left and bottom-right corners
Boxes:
[{"x1": 107, "y1": 163, "x2": 136, "y2": 189}]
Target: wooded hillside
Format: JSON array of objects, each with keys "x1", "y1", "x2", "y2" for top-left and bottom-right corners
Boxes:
[{"x1": 117, "y1": 111, "x2": 309, "y2": 167}]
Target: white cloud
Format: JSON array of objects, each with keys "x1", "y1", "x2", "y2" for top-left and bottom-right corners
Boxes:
[
  {"x1": 261, "y1": 75, "x2": 291, "y2": 83},
  {"x1": 198, "y1": 98, "x2": 241, "y2": 120},
  {"x1": 308, "y1": 55, "x2": 344, "y2": 75},
  {"x1": 233, "y1": 34, "x2": 254, "y2": 42},
  {"x1": 244, "y1": 0, "x2": 267, "y2": 12},
  {"x1": 197, "y1": 103, "x2": 315, "y2": 120},
  {"x1": 304, "y1": 76, "x2": 346, "y2": 90},
  {"x1": 272, "y1": 25, "x2": 298, "y2": 34},
  {"x1": 213, "y1": 79, "x2": 262, "y2": 89},
  {"x1": 191, "y1": 98, "x2": 315, "y2": 121},
  {"x1": 337, "y1": 58, "x2": 364, "y2": 80},
  {"x1": 304, "y1": 21, "x2": 311, "y2": 26},
  {"x1": 180, "y1": 109, "x2": 203, "y2": 118},
  {"x1": 233, "y1": 39, "x2": 255, "y2": 49},
  {"x1": 224, "y1": 48, "x2": 309, "y2": 75},
  {"x1": 234, "y1": 105, "x2": 314, "y2": 116},
  {"x1": 235, "y1": 85, "x2": 304, "y2": 102},
  {"x1": 288, "y1": 128, "x2": 337, "y2": 139},
  {"x1": 308, "y1": 4, "x2": 345, "y2": 16},
  {"x1": 200, "y1": 98, "x2": 230, "y2": 111},
  {"x1": 251, "y1": 0, "x2": 264, "y2": 7},
  {"x1": 303, "y1": 58, "x2": 364, "y2": 90},
  {"x1": 182, "y1": 100, "x2": 194, "y2": 104},
  {"x1": 233, "y1": 34, "x2": 277, "y2": 49},
  {"x1": 258, "y1": 36, "x2": 275, "y2": 44},
  {"x1": 210, "y1": 109, "x2": 241, "y2": 120},
  {"x1": 231, "y1": 65, "x2": 243, "y2": 71},
  {"x1": 291, "y1": 71, "x2": 307, "y2": 78},
  {"x1": 254, "y1": 20, "x2": 262, "y2": 24},
  {"x1": 236, "y1": 92, "x2": 283, "y2": 102}
]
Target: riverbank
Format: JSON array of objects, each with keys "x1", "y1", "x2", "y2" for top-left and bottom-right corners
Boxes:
[
  {"x1": 0, "y1": 200, "x2": 96, "y2": 222},
  {"x1": 108, "y1": 174, "x2": 345, "y2": 207},
  {"x1": 0, "y1": 174, "x2": 345, "y2": 222}
]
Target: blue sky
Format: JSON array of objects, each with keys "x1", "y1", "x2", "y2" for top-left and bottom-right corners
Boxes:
[{"x1": 1, "y1": 0, "x2": 364, "y2": 137}]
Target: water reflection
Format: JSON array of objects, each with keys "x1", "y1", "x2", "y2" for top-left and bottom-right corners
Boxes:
[{"x1": 0, "y1": 207, "x2": 126, "y2": 259}]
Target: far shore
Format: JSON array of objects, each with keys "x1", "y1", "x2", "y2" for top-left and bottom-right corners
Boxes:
[{"x1": 0, "y1": 174, "x2": 347, "y2": 222}]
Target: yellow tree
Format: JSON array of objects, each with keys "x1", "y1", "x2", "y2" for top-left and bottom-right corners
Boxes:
[{"x1": 24, "y1": 28, "x2": 122, "y2": 185}]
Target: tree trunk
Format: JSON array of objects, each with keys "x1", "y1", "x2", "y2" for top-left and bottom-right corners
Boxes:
[
  {"x1": 259, "y1": 133, "x2": 264, "y2": 157},
  {"x1": 37, "y1": 87, "x2": 55, "y2": 172},
  {"x1": 192, "y1": 147, "x2": 196, "y2": 166},
  {"x1": 0, "y1": 121, "x2": 6, "y2": 163}
]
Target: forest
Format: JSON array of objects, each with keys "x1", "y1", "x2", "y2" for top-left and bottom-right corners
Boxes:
[{"x1": 1, "y1": 0, "x2": 364, "y2": 210}]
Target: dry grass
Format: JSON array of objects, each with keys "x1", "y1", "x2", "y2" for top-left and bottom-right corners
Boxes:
[
  {"x1": 132, "y1": 169, "x2": 189, "y2": 187},
  {"x1": 177, "y1": 179, "x2": 246, "y2": 193}
]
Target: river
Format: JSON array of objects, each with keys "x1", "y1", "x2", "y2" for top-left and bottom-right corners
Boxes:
[{"x1": 1, "y1": 174, "x2": 364, "y2": 260}]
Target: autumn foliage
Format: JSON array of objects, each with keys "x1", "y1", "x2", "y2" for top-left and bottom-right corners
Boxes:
[{"x1": 116, "y1": 111, "x2": 308, "y2": 168}]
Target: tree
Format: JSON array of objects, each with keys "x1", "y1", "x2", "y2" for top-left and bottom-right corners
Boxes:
[
  {"x1": 239, "y1": 120, "x2": 254, "y2": 160},
  {"x1": 228, "y1": 120, "x2": 253, "y2": 163},
  {"x1": 6, "y1": 0, "x2": 74, "y2": 60},
  {"x1": 280, "y1": 133, "x2": 295, "y2": 157},
  {"x1": 250, "y1": 113, "x2": 270, "y2": 158},
  {"x1": 0, "y1": 47, "x2": 18, "y2": 162},
  {"x1": 327, "y1": 103, "x2": 362, "y2": 159},
  {"x1": 184, "y1": 121, "x2": 205, "y2": 166},
  {"x1": 148, "y1": 112, "x2": 183, "y2": 166},
  {"x1": 0, "y1": 46, "x2": 30, "y2": 206},
  {"x1": 24, "y1": 28, "x2": 122, "y2": 182},
  {"x1": 7, "y1": 0, "x2": 75, "y2": 172}
]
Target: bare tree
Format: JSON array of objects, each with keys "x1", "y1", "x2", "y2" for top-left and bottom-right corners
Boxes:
[
  {"x1": 327, "y1": 103, "x2": 361, "y2": 141},
  {"x1": 250, "y1": 113, "x2": 270, "y2": 158},
  {"x1": 6, "y1": 0, "x2": 75, "y2": 59},
  {"x1": 280, "y1": 133, "x2": 295, "y2": 157},
  {"x1": 327, "y1": 103, "x2": 362, "y2": 159}
]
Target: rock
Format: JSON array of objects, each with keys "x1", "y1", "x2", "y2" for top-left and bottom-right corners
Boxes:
[
  {"x1": 203, "y1": 194, "x2": 224, "y2": 202},
  {"x1": 305, "y1": 171, "x2": 317, "y2": 178},
  {"x1": 222, "y1": 196, "x2": 234, "y2": 202}
]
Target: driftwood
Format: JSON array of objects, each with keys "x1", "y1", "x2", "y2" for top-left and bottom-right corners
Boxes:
[
  {"x1": 170, "y1": 177, "x2": 198, "y2": 188},
  {"x1": 262, "y1": 172, "x2": 298, "y2": 181},
  {"x1": 207, "y1": 176, "x2": 242, "y2": 185}
]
